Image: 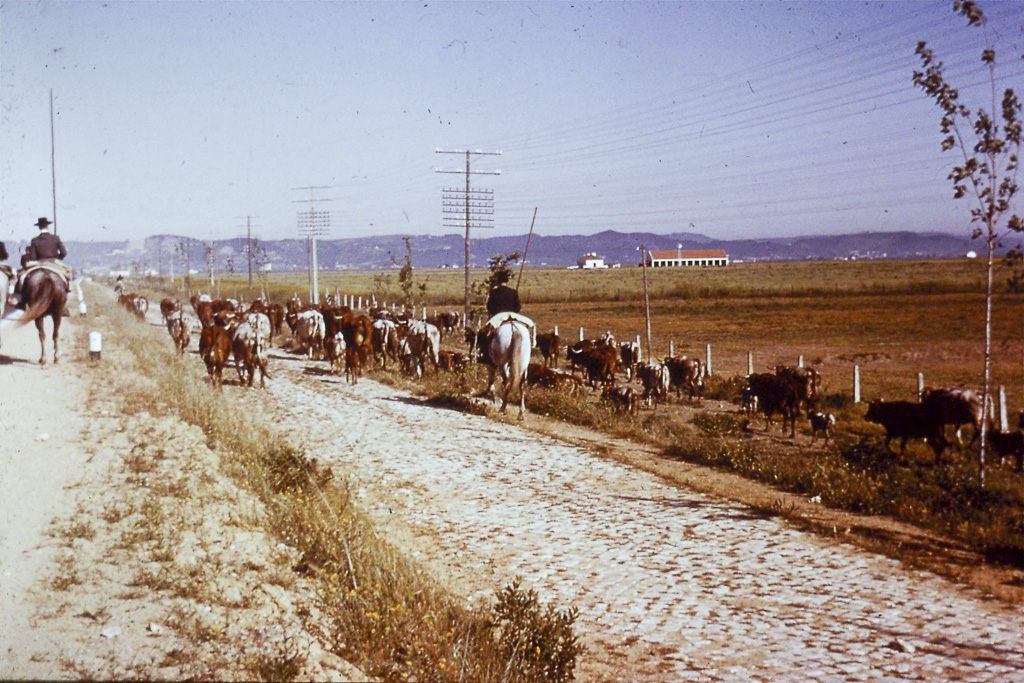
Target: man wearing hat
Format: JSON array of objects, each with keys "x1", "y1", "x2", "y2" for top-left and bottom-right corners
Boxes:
[
  {"x1": 15, "y1": 217, "x2": 71, "y2": 302},
  {"x1": 21, "y1": 217, "x2": 67, "y2": 266}
]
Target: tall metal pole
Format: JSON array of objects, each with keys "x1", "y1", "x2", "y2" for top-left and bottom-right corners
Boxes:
[{"x1": 50, "y1": 89, "x2": 57, "y2": 233}]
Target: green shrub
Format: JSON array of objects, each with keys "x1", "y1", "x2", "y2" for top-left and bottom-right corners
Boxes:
[{"x1": 492, "y1": 579, "x2": 583, "y2": 683}]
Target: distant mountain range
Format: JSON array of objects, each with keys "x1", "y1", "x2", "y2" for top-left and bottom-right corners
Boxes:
[{"x1": 6, "y1": 229, "x2": 981, "y2": 275}]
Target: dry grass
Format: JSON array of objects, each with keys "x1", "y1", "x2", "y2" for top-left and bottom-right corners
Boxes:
[{"x1": 94, "y1": 286, "x2": 582, "y2": 682}]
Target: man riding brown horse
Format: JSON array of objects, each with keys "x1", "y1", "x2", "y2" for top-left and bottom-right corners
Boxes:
[{"x1": 15, "y1": 217, "x2": 72, "y2": 307}]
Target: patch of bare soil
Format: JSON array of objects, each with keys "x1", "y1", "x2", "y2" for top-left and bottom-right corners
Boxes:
[{"x1": 0, "y1": 312, "x2": 367, "y2": 680}]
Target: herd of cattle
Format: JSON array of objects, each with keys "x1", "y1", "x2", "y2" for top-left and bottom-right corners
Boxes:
[{"x1": 116, "y1": 289, "x2": 1024, "y2": 472}]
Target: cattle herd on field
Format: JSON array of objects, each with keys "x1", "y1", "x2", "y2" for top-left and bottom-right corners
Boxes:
[{"x1": 116, "y1": 287, "x2": 1023, "y2": 473}]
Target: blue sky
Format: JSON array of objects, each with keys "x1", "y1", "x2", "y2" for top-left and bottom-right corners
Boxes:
[{"x1": 1, "y1": 1, "x2": 1021, "y2": 245}]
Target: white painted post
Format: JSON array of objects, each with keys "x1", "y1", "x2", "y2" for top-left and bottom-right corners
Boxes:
[
  {"x1": 747, "y1": 352, "x2": 754, "y2": 376},
  {"x1": 88, "y1": 331, "x2": 102, "y2": 362},
  {"x1": 344, "y1": 294, "x2": 349, "y2": 307},
  {"x1": 854, "y1": 365, "x2": 861, "y2": 403},
  {"x1": 554, "y1": 325, "x2": 559, "y2": 337},
  {"x1": 705, "y1": 343, "x2": 712, "y2": 377},
  {"x1": 669, "y1": 340, "x2": 675, "y2": 358},
  {"x1": 918, "y1": 372, "x2": 925, "y2": 400},
  {"x1": 358, "y1": 296, "x2": 363, "y2": 310},
  {"x1": 798, "y1": 354, "x2": 804, "y2": 368},
  {"x1": 579, "y1": 327, "x2": 584, "y2": 342},
  {"x1": 79, "y1": 301, "x2": 87, "y2": 316},
  {"x1": 636, "y1": 334, "x2": 642, "y2": 363},
  {"x1": 999, "y1": 385, "x2": 1008, "y2": 431}
]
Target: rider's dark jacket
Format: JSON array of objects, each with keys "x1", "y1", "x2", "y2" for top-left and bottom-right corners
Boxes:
[
  {"x1": 21, "y1": 232, "x2": 67, "y2": 267},
  {"x1": 486, "y1": 284, "x2": 521, "y2": 317}
]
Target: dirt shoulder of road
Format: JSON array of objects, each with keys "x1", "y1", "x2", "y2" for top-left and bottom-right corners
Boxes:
[{"x1": 0, "y1": 302, "x2": 367, "y2": 681}]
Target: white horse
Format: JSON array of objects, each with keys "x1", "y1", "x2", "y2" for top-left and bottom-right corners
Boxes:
[{"x1": 486, "y1": 319, "x2": 533, "y2": 419}]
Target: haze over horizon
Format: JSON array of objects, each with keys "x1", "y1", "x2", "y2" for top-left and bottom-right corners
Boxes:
[{"x1": 2, "y1": 1, "x2": 1021, "y2": 246}]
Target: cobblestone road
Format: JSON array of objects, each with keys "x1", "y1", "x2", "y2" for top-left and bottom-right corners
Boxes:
[{"x1": 268, "y1": 355, "x2": 1022, "y2": 682}]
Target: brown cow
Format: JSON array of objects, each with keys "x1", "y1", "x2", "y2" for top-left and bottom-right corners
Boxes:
[
  {"x1": 565, "y1": 344, "x2": 618, "y2": 387},
  {"x1": 340, "y1": 313, "x2": 373, "y2": 384},
  {"x1": 159, "y1": 298, "x2": 181, "y2": 321},
  {"x1": 199, "y1": 325, "x2": 233, "y2": 386}
]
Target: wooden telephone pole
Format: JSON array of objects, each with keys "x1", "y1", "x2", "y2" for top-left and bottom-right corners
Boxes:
[{"x1": 436, "y1": 149, "x2": 501, "y2": 320}]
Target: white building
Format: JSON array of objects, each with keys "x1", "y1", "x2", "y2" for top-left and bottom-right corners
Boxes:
[
  {"x1": 576, "y1": 253, "x2": 608, "y2": 269},
  {"x1": 647, "y1": 248, "x2": 729, "y2": 268}
]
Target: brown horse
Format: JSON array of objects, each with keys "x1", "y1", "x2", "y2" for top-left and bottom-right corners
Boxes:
[{"x1": 16, "y1": 268, "x2": 67, "y2": 365}]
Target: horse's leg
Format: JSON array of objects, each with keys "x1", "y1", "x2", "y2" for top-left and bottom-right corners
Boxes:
[
  {"x1": 52, "y1": 312, "x2": 62, "y2": 364},
  {"x1": 36, "y1": 317, "x2": 48, "y2": 365}
]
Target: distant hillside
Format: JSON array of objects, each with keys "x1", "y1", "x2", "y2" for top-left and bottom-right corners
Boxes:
[{"x1": 14, "y1": 229, "x2": 979, "y2": 276}]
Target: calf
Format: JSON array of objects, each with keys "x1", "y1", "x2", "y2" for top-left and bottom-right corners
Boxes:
[
  {"x1": 324, "y1": 332, "x2": 347, "y2": 375},
  {"x1": 340, "y1": 313, "x2": 374, "y2": 384},
  {"x1": 865, "y1": 399, "x2": 947, "y2": 457},
  {"x1": 987, "y1": 428, "x2": 1024, "y2": 472},
  {"x1": 159, "y1": 298, "x2": 181, "y2": 321},
  {"x1": 527, "y1": 363, "x2": 583, "y2": 393},
  {"x1": 199, "y1": 325, "x2": 233, "y2": 386},
  {"x1": 809, "y1": 411, "x2": 836, "y2": 445},
  {"x1": 636, "y1": 362, "x2": 670, "y2": 407},
  {"x1": 601, "y1": 383, "x2": 640, "y2": 416},
  {"x1": 438, "y1": 349, "x2": 469, "y2": 372}
]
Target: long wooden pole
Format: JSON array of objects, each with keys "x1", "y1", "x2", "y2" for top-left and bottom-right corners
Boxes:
[
  {"x1": 516, "y1": 207, "x2": 538, "y2": 292},
  {"x1": 641, "y1": 243, "x2": 652, "y2": 358},
  {"x1": 50, "y1": 89, "x2": 57, "y2": 233}
]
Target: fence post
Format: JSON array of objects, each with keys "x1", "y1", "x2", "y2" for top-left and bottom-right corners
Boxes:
[
  {"x1": 705, "y1": 343, "x2": 712, "y2": 377},
  {"x1": 798, "y1": 354, "x2": 804, "y2": 368},
  {"x1": 669, "y1": 340, "x2": 675, "y2": 358},
  {"x1": 999, "y1": 385, "x2": 1008, "y2": 431},
  {"x1": 554, "y1": 324, "x2": 559, "y2": 337},
  {"x1": 579, "y1": 327, "x2": 584, "y2": 342},
  {"x1": 854, "y1": 365, "x2": 861, "y2": 403},
  {"x1": 747, "y1": 352, "x2": 753, "y2": 376},
  {"x1": 918, "y1": 372, "x2": 925, "y2": 400},
  {"x1": 358, "y1": 296, "x2": 363, "y2": 310},
  {"x1": 636, "y1": 334, "x2": 642, "y2": 364}
]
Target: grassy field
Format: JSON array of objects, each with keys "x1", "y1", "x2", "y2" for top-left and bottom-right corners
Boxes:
[{"x1": 191, "y1": 258, "x2": 1024, "y2": 409}]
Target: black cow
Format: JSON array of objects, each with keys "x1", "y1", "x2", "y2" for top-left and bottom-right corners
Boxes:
[
  {"x1": 864, "y1": 399, "x2": 947, "y2": 456},
  {"x1": 744, "y1": 373, "x2": 800, "y2": 437}
]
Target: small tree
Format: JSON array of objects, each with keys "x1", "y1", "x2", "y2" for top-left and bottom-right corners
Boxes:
[
  {"x1": 389, "y1": 236, "x2": 428, "y2": 311},
  {"x1": 913, "y1": 0, "x2": 1021, "y2": 483}
]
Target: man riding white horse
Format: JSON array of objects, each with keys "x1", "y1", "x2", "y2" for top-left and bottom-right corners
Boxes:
[
  {"x1": 15, "y1": 217, "x2": 72, "y2": 307},
  {"x1": 479, "y1": 270, "x2": 535, "y2": 359}
]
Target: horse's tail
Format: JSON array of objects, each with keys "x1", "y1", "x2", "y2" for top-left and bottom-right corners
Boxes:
[
  {"x1": 16, "y1": 275, "x2": 57, "y2": 327},
  {"x1": 507, "y1": 323, "x2": 529, "y2": 404}
]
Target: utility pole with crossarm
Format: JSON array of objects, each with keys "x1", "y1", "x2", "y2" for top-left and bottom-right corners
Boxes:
[{"x1": 436, "y1": 149, "x2": 501, "y2": 321}]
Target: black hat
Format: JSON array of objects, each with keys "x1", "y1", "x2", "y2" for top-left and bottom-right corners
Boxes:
[
  {"x1": 496, "y1": 270, "x2": 511, "y2": 283},
  {"x1": 35, "y1": 217, "x2": 52, "y2": 228}
]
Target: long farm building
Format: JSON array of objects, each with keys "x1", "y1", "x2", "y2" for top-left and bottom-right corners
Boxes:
[{"x1": 647, "y1": 248, "x2": 730, "y2": 267}]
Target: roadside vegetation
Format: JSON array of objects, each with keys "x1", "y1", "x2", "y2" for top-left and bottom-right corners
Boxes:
[{"x1": 94, "y1": 288, "x2": 583, "y2": 682}]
